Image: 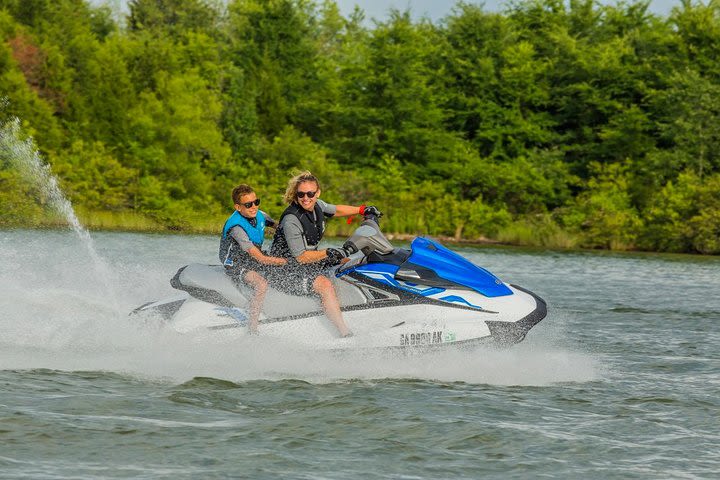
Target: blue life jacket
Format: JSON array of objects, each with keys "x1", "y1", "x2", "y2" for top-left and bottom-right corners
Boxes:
[
  {"x1": 222, "y1": 210, "x2": 266, "y2": 246},
  {"x1": 219, "y1": 211, "x2": 266, "y2": 267}
]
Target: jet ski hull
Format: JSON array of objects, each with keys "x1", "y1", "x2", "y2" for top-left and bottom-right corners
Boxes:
[
  {"x1": 132, "y1": 264, "x2": 546, "y2": 350},
  {"x1": 132, "y1": 218, "x2": 547, "y2": 350}
]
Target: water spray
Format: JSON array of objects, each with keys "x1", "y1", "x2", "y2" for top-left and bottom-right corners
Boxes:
[{"x1": 0, "y1": 110, "x2": 117, "y2": 303}]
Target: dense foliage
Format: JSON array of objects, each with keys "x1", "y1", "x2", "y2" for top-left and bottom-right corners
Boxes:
[{"x1": 1, "y1": 0, "x2": 719, "y2": 253}]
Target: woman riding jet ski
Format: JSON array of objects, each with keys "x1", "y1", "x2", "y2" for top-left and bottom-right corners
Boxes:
[{"x1": 132, "y1": 212, "x2": 547, "y2": 350}]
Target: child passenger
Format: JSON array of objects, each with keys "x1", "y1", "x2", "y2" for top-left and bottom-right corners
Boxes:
[{"x1": 219, "y1": 184, "x2": 287, "y2": 334}]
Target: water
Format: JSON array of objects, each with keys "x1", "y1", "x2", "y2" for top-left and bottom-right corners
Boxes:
[{"x1": 1, "y1": 229, "x2": 719, "y2": 479}]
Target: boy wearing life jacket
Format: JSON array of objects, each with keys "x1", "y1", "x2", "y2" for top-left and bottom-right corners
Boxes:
[{"x1": 219, "y1": 184, "x2": 287, "y2": 334}]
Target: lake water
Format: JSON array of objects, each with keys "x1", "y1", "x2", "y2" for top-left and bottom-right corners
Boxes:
[{"x1": 1, "y1": 229, "x2": 718, "y2": 479}]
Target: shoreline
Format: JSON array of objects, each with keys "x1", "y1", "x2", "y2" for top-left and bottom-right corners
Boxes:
[
  {"x1": 383, "y1": 232, "x2": 504, "y2": 245},
  {"x1": 3, "y1": 222, "x2": 718, "y2": 259}
]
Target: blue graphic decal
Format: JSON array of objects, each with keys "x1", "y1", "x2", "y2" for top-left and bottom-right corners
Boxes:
[
  {"x1": 214, "y1": 307, "x2": 248, "y2": 324},
  {"x1": 354, "y1": 263, "x2": 399, "y2": 276},
  {"x1": 438, "y1": 295, "x2": 484, "y2": 310},
  {"x1": 352, "y1": 264, "x2": 445, "y2": 296},
  {"x1": 395, "y1": 280, "x2": 445, "y2": 296}
]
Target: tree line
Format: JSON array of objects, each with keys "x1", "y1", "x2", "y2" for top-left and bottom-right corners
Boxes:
[{"x1": 1, "y1": 0, "x2": 719, "y2": 254}]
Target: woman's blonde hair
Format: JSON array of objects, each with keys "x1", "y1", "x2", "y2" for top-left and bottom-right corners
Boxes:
[{"x1": 283, "y1": 171, "x2": 321, "y2": 204}]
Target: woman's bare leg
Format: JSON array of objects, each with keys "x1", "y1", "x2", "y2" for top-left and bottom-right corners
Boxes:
[{"x1": 312, "y1": 275, "x2": 352, "y2": 337}]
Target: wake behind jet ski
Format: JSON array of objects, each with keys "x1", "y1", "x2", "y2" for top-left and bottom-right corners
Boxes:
[{"x1": 132, "y1": 215, "x2": 547, "y2": 350}]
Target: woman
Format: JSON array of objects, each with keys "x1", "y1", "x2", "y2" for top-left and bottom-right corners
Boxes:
[{"x1": 269, "y1": 171, "x2": 380, "y2": 337}]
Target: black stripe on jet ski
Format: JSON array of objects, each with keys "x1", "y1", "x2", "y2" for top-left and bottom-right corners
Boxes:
[
  {"x1": 253, "y1": 301, "x2": 413, "y2": 325},
  {"x1": 207, "y1": 304, "x2": 388, "y2": 329},
  {"x1": 208, "y1": 323, "x2": 243, "y2": 330},
  {"x1": 130, "y1": 299, "x2": 187, "y2": 321}
]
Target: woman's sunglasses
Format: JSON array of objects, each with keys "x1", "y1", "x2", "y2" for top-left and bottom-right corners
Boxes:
[
  {"x1": 240, "y1": 199, "x2": 261, "y2": 208},
  {"x1": 296, "y1": 190, "x2": 317, "y2": 199}
]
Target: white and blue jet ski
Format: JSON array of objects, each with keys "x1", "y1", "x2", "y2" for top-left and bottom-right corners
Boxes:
[{"x1": 132, "y1": 215, "x2": 547, "y2": 350}]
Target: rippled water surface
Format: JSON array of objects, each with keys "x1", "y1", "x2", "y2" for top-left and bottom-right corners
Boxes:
[{"x1": 1, "y1": 229, "x2": 719, "y2": 479}]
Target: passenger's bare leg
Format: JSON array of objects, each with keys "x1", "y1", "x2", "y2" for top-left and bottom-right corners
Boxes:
[
  {"x1": 313, "y1": 275, "x2": 352, "y2": 337},
  {"x1": 243, "y1": 270, "x2": 268, "y2": 334}
]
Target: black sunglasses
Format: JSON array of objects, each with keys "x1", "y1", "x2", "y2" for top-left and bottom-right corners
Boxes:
[
  {"x1": 240, "y1": 199, "x2": 261, "y2": 208},
  {"x1": 296, "y1": 190, "x2": 317, "y2": 199}
]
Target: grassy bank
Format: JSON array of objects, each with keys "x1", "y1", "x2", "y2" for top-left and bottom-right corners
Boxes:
[
  {"x1": 6, "y1": 211, "x2": 720, "y2": 259},
  {"x1": 4, "y1": 209, "x2": 585, "y2": 250}
]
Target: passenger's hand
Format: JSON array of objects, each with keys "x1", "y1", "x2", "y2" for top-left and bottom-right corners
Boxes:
[{"x1": 361, "y1": 205, "x2": 383, "y2": 218}]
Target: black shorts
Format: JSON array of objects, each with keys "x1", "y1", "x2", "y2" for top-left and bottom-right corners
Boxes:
[
  {"x1": 224, "y1": 264, "x2": 274, "y2": 286},
  {"x1": 266, "y1": 263, "x2": 330, "y2": 297}
]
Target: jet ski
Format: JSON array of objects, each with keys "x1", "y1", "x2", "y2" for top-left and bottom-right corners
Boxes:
[{"x1": 132, "y1": 214, "x2": 547, "y2": 350}]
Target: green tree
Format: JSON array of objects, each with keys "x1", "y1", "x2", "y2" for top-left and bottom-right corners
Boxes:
[
  {"x1": 640, "y1": 170, "x2": 720, "y2": 254},
  {"x1": 52, "y1": 140, "x2": 137, "y2": 210},
  {"x1": 562, "y1": 162, "x2": 642, "y2": 249},
  {"x1": 128, "y1": 0, "x2": 220, "y2": 37},
  {"x1": 0, "y1": 15, "x2": 63, "y2": 149},
  {"x1": 225, "y1": 0, "x2": 320, "y2": 137},
  {"x1": 126, "y1": 70, "x2": 231, "y2": 221},
  {"x1": 671, "y1": 0, "x2": 720, "y2": 77},
  {"x1": 652, "y1": 68, "x2": 720, "y2": 179}
]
